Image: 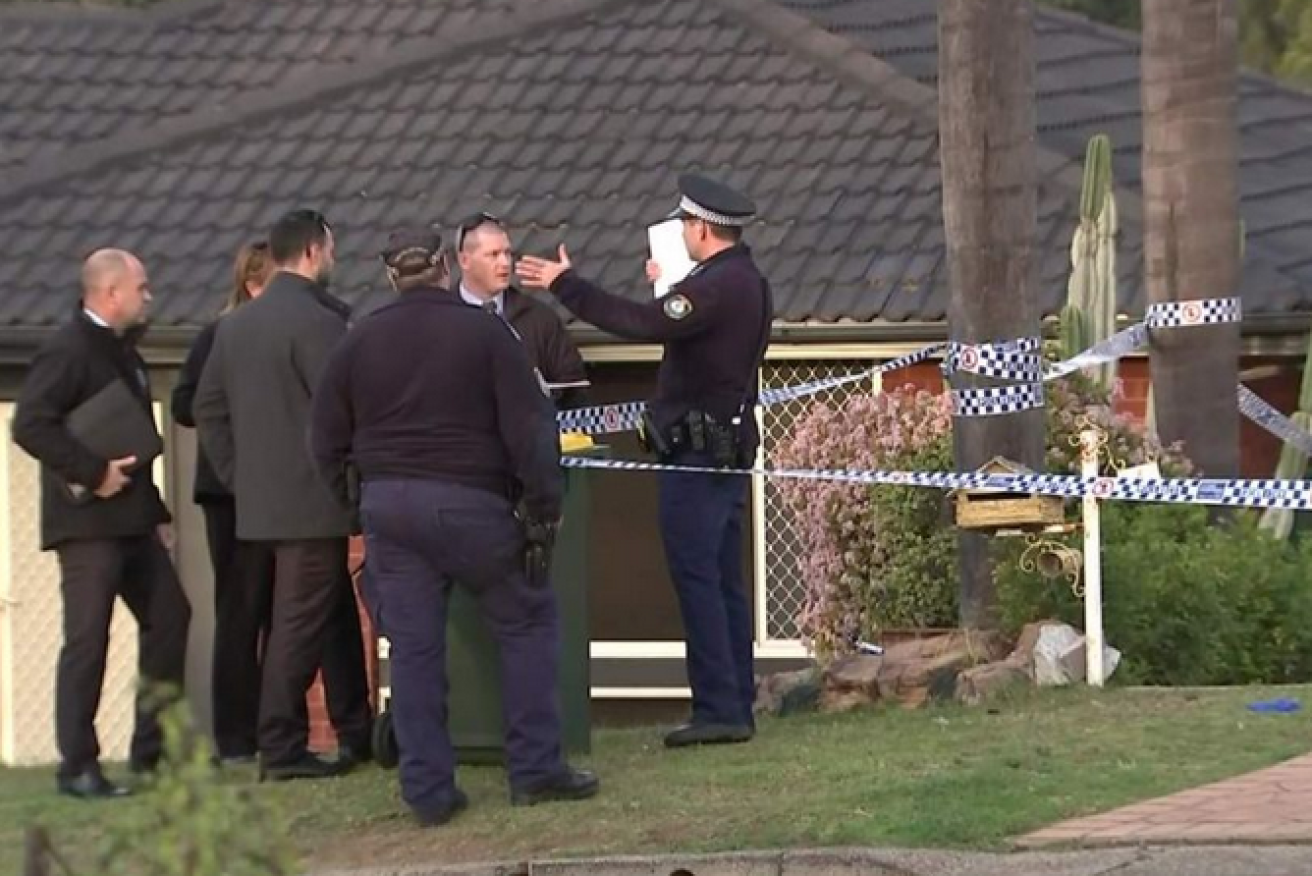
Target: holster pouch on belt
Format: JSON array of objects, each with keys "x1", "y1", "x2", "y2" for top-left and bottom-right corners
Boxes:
[
  {"x1": 685, "y1": 410, "x2": 744, "y2": 468},
  {"x1": 638, "y1": 409, "x2": 673, "y2": 457},
  {"x1": 522, "y1": 518, "x2": 559, "y2": 589}
]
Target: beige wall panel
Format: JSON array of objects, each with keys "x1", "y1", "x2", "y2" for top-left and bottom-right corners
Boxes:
[{"x1": 0, "y1": 403, "x2": 139, "y2": 766}]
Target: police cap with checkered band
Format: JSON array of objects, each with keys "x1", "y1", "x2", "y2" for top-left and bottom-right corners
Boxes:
[{"x1": 665, "y1": 173, "x2": 756, "y2": 227}]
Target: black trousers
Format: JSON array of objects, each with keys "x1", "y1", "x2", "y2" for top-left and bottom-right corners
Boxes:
[
  {"x1": 204, "y1": 505, "x2": 373, "y2": 760},
  {"x1": 204, "y1": 500, "x2": 271, "y2": 758},
  {"x1": 54, "y1": 534, "x2": 191, "y2": 778},
  {"x1": 256, "y1": 537, "x2": 371, "y2": 766}
]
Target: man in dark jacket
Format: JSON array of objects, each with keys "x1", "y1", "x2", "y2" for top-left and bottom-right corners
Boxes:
[
  {"x1": 455, "y1": 214, "x2": 588, "y2": 408},
  {"x1": 12, "y1": 248, "x2": 191, "y2": 798},
  {"x1": 310, "y1": 226, "x2": 598, "y2": 827},
  {"x1": 194, "y1": 210, "x2": 370, "y2": 781}
]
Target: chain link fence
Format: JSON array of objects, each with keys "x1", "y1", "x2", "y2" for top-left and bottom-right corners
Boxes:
[{"x1": 758, "y1": 359, "x2": 881, "y2": 642}]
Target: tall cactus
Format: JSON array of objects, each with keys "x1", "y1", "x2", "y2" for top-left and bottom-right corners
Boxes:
[
  {"x1": 1061, "y1": 134, "x2": 1119, "y2": 392},
  {"x1": 1259, "y1": 329, "x2": 1312, "y2": 539}
]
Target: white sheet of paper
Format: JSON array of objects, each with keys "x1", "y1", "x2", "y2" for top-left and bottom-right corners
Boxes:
[{"x1": 647, "y1": 220, "x2": 696, "y2": 298}]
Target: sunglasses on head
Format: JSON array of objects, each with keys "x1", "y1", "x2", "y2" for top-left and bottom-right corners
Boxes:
[{"x1": 456, "y1": 212, "x2": 504, "y2": 251}]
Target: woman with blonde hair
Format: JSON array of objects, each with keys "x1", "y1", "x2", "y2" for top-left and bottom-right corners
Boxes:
[{"x1": 172, "y1": 240, "x2": 272, "y2": 764}]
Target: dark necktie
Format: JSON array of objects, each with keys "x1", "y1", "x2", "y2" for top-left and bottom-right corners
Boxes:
[{"x1": 483, "y1": 300, "x2": 499, "y2": 317}]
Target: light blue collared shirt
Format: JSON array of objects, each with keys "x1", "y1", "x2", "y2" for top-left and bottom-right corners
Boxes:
[{"x1": 459, "y1": 284, "x2": 505, "y2": 315}]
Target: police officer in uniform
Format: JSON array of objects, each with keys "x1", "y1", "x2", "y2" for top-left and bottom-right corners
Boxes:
[
  {"x1": 518, "y1": 174, "x2": 773, "y2": 748},
  {"x1": 309, "y1": 226, "x2": 599, "y2": 826}
]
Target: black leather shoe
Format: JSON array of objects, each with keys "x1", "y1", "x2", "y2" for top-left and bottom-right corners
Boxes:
[
  {"x1": 663, "y1": 722, "x2": 754, "y2": 748},
  {"x1": 413, "y1": 789, "x2": 469, "y2": 827},
  {"x1": 510, "y1": 767, "x2": 599, "y2": 807},
  {"x1": 258, "y1": 753, "x2": 347, "y2": 783},
  {"x1": 57, "y1": 771, "x2": 132, "y2": 799}
]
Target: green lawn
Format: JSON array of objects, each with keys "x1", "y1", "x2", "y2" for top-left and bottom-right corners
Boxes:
[{"x1": 3, "y1": 685, "x2": 1311, "y2": 873}]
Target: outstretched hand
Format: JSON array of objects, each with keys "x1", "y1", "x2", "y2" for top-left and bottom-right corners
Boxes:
[{"x1": 516, "y1": 244, "x2": 572, "y2": 291}]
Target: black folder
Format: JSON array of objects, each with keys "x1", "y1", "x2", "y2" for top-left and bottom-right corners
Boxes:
[{"x1": 63, "y1": 379, "x2": 163, "y2": 502}]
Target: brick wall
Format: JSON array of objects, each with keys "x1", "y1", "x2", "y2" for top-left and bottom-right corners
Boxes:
[
  {"x1": 1112, "y1": 357, "x2": 1297, "y2": 477},
  {"x1": 889, "y1": 356, "x2": 1299, "y2": 477},
  {"x1": 307, "y1": 535, "x2": 378, "y2": 752}
]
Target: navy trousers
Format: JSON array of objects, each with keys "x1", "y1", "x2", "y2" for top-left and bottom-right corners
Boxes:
[
  {"x1": 659, "y1": 451, "x2": 755, "y2": 727},
  {"x1": 359, "y1": 478, "x2": 565, "y2": 814}
]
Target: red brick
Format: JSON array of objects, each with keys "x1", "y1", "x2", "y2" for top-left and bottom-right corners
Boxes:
[{"x1": 885, "y1": 360, "x2": 944, "y2": 394}]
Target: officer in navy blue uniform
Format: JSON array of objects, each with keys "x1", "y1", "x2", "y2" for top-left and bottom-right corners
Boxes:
[
  {"x1": 518, "y1": 174, "x2": 773, "y2": 748},
  {"x1": 310, "y1": 226, "x2": 599, "y2": 827}
]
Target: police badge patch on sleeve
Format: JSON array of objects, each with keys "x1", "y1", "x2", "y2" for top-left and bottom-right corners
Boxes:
[{"x1": 663, "y1": 294, "x2": 693, "y2": 320}]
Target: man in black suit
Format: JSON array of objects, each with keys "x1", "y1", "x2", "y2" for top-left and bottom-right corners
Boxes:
[
  {"x1": 12, "y1": 248, "x2": 192, "y2": 798},
  {"x1": 455, "y1": 213, "x2": 589, "y2": 408},
  {"x1": 194, "y1": 210, "x2": 371, "y2": 781}
]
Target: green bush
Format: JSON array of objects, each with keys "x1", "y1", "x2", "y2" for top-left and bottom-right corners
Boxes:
[
  {"x1": 89, "y1": 696, "x2": 296, "y2": 876},
  {"x1": 996, "y1": 504, "x2": 1312, "y2": 685},
  {"x1": 845, "y1": 439, "x2": 960, "y2": 632}
]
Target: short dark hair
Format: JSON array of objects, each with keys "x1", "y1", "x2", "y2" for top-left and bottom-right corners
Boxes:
[
  {"x1": 707, "y1": 223, "x2": 743, "y2": 244},
  {"x1": 456, "y1": 212, "x2": 505, "y2": 252},
  {"x1": 269, "y1": 209, "x2": 331, "y2": 264}
]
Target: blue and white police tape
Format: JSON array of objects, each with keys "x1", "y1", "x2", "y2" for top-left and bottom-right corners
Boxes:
[
  {"x1": 1147, "y1": 297, "x2": 1242, "y2": 329},
  {"x1": 758, "y1": 343, "x2": 947, "y2": 406},
  {"x1": 560, "y1": 454, "x2": 1312, "y2": 511},
  {"x1": 943, "y1": 337, "x2": 1044, "y2": 383},
  {"x1": 556, "y1": 295, "x2": 1304, "y2": 448},
  {"x1": 1239, "y1": 385, "x2": 1312, "y2": 457},
  {"x1": 950, "y1": 381, "x2": 1046, "y2": 418},
  {"x1": 942, "y1": 336, "x2": 1044, "y2": 417},
  {"x1": 556, "y1": 399, "x2": 646, "y2": 436},
  {"x1": 1042, "y1": 323, "x2": 1149, "y2": 381},
  {"x1": 557, "y1": 343, "x2": 950, "y2": 434}
]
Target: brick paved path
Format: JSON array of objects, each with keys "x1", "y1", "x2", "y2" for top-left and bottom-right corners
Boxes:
[{"x1": 1019, "y1": 753, "x2": 1312, "y2": 847}]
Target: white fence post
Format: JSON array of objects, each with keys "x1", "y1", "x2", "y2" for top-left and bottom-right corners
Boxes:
[{"x1": 1080, "y1": 428, "x2": 1105, "y2": 687}]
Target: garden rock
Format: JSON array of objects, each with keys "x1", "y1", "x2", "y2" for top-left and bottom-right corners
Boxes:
[
  {"x1": 1034, "y1": 622, "x2": 1121, "y2": 686},
  {"x1": 755, "y1": 667, "x2": 822, "y2": 717},
  {"x1": 820, "y1": 630, "x2": 1008, "y2": 711}
]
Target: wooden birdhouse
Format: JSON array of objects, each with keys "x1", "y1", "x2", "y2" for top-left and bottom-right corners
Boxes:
[{"x1": 953, "y1": 456, "x2": 1065, "y2": 532}]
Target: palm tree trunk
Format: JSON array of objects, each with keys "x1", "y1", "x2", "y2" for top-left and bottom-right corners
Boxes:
[
  {"x1": 938, "y1": 0, "x2": 1044, "y2": 628},
  {"x1": 1142, "y1": 0, "x2": 1242, "y2": 478}
]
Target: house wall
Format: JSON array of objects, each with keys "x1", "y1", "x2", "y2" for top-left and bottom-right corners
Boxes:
[
  {"x1": 0, "y1": 404, "x2": 149, "y2": 765},
  {"x1": 1, "y1": 347, "x2": 1299, "y2": 762}
]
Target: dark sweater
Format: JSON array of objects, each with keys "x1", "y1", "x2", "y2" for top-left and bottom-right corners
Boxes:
[
  {"x1": 501, "y1": 286, "x2": 589, "y2": 409},
  {"x1": 309, "y1": 286, "x2": 563, "y2": 521},
  {"x1": 171, "y1": 320, "x2": 227, "y2": 504},
  {"x1": 12, "y1": 307, "x2": 171, "y2": 550}
]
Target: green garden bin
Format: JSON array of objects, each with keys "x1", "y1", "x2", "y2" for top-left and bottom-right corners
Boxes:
[{"x1": 373, "y1": 446, "x2": 603, "y2": 767}]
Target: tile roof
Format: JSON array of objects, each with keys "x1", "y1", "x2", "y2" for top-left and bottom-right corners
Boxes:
[
  {"x1": 782, "y1": 0, "x2": 1312, "y2": 315},
  {"x1": 0, "y1": 0, "x2": 520, "y2": 175},
  {"x1": 0, "y1": 0, "x2": 1307, "y2": 345}
]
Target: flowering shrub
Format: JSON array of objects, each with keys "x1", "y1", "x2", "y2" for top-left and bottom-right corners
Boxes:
[
  {"x1": 775, "y1": 386, "x2": 953, "y2": 657},
  {"x1": 776, "y1": 374, "x2": 1190, "y2": 659}
]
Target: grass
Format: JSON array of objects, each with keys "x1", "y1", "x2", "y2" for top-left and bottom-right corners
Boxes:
[{"x1": 2, "y1": 685, "x2": 1311, "y2": 873}]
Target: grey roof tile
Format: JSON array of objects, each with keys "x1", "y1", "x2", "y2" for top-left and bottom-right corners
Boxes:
[{"x1": 1, "y1": 0, "x2": 1310, "y2": 333}]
